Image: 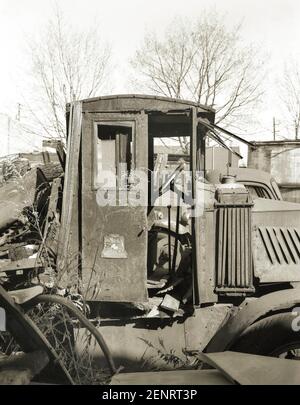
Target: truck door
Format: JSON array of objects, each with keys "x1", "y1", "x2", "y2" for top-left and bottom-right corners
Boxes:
[{"x1": 81, "y1": 112, "x2": 148, "y2": 302}]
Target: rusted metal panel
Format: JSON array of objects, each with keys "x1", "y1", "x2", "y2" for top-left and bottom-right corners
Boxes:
[
  {"x1": 81, "y1": 206, "x2": 148, "y2": 301},
  {"x1": 195, "y1": 210, "x2": 218, "y2": 304},
  {"x1": 81, "y1": 112, "x2": 148, "y2": 301},
  {"x1": 184, "y1": 305, "x2": 231, "y2": 351},
  {"x1": 192, "y1": 108, "x2": 217, "y2": 304},
  {"x1": 253, "y1": 225, "x2": 300, "y2": 282},
  {"x1": 0, "y1": 168, "x2": 38, "y2": 230}
]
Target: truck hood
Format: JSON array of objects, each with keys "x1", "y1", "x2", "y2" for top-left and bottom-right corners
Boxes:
[
  {"x1": 252, "y1": 198, "x2": 300, "y2": 283},
  {"x1": 253, "y1": 197, "x2": 300, "y2": 212}
]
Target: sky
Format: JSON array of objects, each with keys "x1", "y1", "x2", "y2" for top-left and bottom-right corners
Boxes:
[{"x1": 0, "y1": 0, "x2": 300, "y2": 154}]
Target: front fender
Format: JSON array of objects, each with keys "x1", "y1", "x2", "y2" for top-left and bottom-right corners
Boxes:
[{"x1": 205, "y1": 288, "x2": 300, "y2": 353}]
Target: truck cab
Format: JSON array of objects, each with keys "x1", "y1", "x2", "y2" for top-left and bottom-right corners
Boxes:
[{"x1": 57, "y1": 94, "x2": 300, "y2": 370}]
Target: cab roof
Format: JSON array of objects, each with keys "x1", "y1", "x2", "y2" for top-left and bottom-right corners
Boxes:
[{"x1": 75, "y1": 94, "x2": 215, "y2": 115}]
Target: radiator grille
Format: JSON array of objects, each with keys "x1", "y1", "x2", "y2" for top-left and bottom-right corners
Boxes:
[{"x1": 216, "y1": 206, "x2": 254, "y2": 294}]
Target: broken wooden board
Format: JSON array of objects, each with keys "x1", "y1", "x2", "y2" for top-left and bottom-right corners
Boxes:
[
  {"x1": 0, "y1": 258, "x2": 42, "y2": 273},
  {"x1": 112, "y1": 351, "x2": 300, "y2": 385},
  {"x1": 57, "y1": 101, "x2": 82, "y2": 273},
  {"x1": 199, "y1": 351, "x2": 300, "y2": 385},
  {"x1": 160, "y1": 294, "x2": 180, "y2": 312},
  {"x1": 0, "y1": 350, "x2": 49, "y2": 385},
  {"x1": 111, "y1": 369, "x2": 232, "y2": 385},
  {"x1": 8, "y1": 285, "x2": 43, "y2": 305},
  {"x1": 43, "y1": 177, "x2": 62, "y2": 255}
]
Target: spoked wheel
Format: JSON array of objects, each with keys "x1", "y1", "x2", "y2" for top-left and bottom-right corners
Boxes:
[
  {"x1": 21, "y1": 294, "x2": 117, "y2": 384},
  {"x1": 25, "y1": 294, "x2": 117, "y2": 384},
  {"x1": 0, "y1": 285, "x2": 74, "y2": 384},
  {"x1": 271, "y1": 345, "x2": 300, "y2": 360}
]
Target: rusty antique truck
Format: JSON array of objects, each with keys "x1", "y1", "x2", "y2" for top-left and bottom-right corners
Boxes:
[
  {"x1": 2, "y1": 93, "x2": 300, "y2": 378},
  {"x1": 48, "y1": 94, "x2": 300, "y2": 370}
]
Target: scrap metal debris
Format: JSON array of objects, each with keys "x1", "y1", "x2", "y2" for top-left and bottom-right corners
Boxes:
[{"x1": 0, "y1": 154, "x2": 63, "y2": 289}]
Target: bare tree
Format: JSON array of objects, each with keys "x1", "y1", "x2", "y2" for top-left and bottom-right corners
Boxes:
[
  {"x1": 24, "y1": 7, "x2": 112, "y2": 139},
  {"x1": 131, "y1": 13, "x2": 266, "y2": 129},
  {"x1": 280, "y1": 59, "x2": 300, "y2": 139}
]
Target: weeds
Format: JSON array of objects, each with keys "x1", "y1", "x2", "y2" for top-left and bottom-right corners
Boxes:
[
  {"x1": 139, "y1": 337, "x2": 203, "y2": 371},
  {"x1": 0, "y1": 159, "x2": 111, "y2": 384}
]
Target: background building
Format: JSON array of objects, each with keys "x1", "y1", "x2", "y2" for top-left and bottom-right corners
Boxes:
[{"x1": 248, "y1": 140, "x2": 300, "y2": 203}]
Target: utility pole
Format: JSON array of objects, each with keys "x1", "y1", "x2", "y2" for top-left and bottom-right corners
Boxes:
[
  {"x1": 16, "y1": 103, "x2": 21, "y2": 121},
  {"x1": 7, "y1": 116, "x2": 11, "y2": 155},
  {"x1": 295, "y1": 119, "x2": 299, "y2": 140},
  {"x1": 273, "y1": 117, "x2": 279, "y2": 141}
]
